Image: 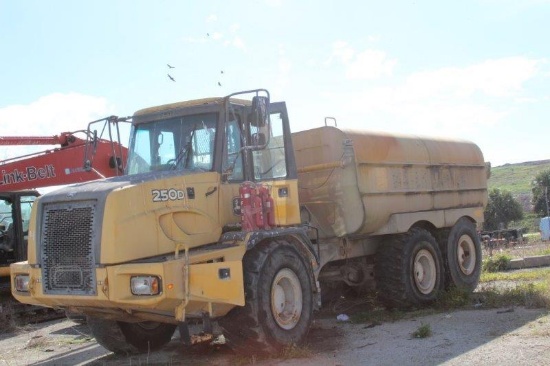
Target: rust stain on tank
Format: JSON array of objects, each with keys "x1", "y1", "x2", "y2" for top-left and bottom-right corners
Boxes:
[{"x1": 292, "y1": 126, "x2": 488, "y2": 238}]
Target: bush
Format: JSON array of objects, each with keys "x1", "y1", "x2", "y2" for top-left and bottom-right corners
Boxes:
[
  {"x1": 412, "y1": 323, "x2": 432, "y2": 338},
  {"x1": 483, "y1": 254, "x2": 512, "y2": 272}
]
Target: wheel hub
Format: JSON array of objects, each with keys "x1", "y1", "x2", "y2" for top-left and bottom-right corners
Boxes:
[
  {"x1": 271, "y1": 268, "x2": 303, "y2": 330},
  {"x1": 413, "y1": 249, "x2": 436, "y2": 294},
  {"x1": 457, "y1": 234, "x2": 476, "y2": 275}
]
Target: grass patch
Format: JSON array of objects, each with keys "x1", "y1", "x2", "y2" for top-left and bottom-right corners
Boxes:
[
  {"x1": 488, "y1": 160, "x2": 550, "y2": 196},
  {"x1": 524, "y1": 232, "x2": 542, "y2": 241},
  {"x1": 435, "y1": 286, "x2": 471, "y2": 309},
  {"x1": 480, "y1": 267, "x2": 550, "y2": 283},
  {"x1": 476, "y1": 281, "x2": 550, "y2": 309},
  {"x1": 24, "y1": 335, "x2": 51, "y2": 349},
  {"x1": 534, "y1": 248, "x2": 550, "y2": 256},
  {"x1": 483, "y1": 254, "x2": 512, "y2": 272},
  {"x1": 279, "y1": 344, "x2": 313, "y2": 359},
  {"x1": 411, "y1": 323, "x2": 432, "y2": 338}
]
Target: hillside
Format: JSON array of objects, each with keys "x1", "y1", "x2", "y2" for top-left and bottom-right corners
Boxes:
[
  {"x1": 488, "y1": 160, "x2": 550, "y2": 222},
  {"x1": 488, "y1": 159, "x2": 550, "y2": 196}
]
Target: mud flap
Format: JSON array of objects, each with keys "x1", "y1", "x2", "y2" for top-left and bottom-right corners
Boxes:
[{"x1": 188, "y1": 261, "x2": 244, "y2": 306}]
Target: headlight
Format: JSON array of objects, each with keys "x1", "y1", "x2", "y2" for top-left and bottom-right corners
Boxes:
[
  {"x1": 14, "y1": 274, "x2": 30, "y2": 292},
  {"x1": 130, "y1": 276, "x2": 160, "y2": 296}
]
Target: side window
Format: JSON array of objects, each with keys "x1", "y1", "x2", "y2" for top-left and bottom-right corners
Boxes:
[
  {"x1": 223, "y1": 120, "x2": 244, "y2": 181},
  {"x1": 0, "y1": 198, "x2": 13, "y2": 232},
  {"x1": 0, "y1": 198, "x2": 14, "y2": 252},
  {"x1": 128, "y1": 129, "x2": 151, "y2": 174},
  {"x1": 190, "y1": 126, "x2": 215, "y2": 170},
  {"x1": 253, "y1": 112, "x2": 287, "y2": 180},
  {"x1": 19, "y1": 195, "x2": 36, "y2": 235}
]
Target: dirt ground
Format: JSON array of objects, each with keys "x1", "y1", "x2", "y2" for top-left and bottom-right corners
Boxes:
[
  {"x1": 2, "y1": 241, "x2": 550, "y2": 366},
  {"x1": 0, "y1": 306, "x2": 549, "y2": 366}
]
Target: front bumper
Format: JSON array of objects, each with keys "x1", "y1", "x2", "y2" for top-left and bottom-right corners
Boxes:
[{"x1": 10, "y1": 256, "x2": 244, "y2": 322}]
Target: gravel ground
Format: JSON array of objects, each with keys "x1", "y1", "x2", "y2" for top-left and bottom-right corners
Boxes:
[
  {"x1": 0, "y1": 306, "x2": 549, "y2": 366},
  {"x1": 2, "y1": 241, "x2": 549, "y2": 366}
]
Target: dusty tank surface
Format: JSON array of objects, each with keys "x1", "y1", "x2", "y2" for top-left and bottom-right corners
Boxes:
[{"x1": 292, "y1": 126, "x2": 487, "y2": 238}]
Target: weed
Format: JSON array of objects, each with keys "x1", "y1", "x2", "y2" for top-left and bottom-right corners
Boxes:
[
  {"x1": 476, "y1": 280, "x2": 550, "y2": 309},
  {"x1": 436, "y1": 287, "x2": 471, "y2": 309},
  {"x1": 483, "y1": 254, "x2": 512, "y2": 272},
  {"x1": 24, "y1": 335, "x2": 51, "y2": 349},
  {"x1": 411, "y1": 323, "x2": 432, "y2": 338},
  {"x1": 480, "y1": 267, "x2": 550, "y2": 283},
  {"x1": 534, "y1": 248, "x2": 550, "y2": 256},
  {"x1": 279, "y1": 344, "x2": 313, "y2": 359}
]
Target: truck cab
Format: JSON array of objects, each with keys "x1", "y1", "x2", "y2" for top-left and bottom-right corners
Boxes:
[{"x1": 11, "y1": 89, "x2": 317, "y2": 354}]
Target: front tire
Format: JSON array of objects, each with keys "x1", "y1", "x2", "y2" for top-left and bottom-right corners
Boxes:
[
  {"x1": 375, "y1": 228, "x2": 444, "y2": 308},
  {"x1": 446, "y1": 218, "x2": 482, "y2": 291},
  {"x1": 218, "y1": 240, "x2": 314, "y2": 355},
  {"x1": 88, "y1": 317, "x2": 176, "y2": 355}
]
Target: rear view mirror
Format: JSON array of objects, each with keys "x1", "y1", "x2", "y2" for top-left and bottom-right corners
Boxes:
[{"x1": 249, "y1": 96, "x2": 268, "y2": 127}]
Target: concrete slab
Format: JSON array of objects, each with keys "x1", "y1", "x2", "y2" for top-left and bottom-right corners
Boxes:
[{"x1": 508, "y1": 255, "x2": 550, "y2": 270}]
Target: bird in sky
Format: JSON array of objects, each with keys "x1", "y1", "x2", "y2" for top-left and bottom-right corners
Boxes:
[
  {"x1": 168, "y1": 74, "x2": 175, "y2": 82},
  {"x1": 220, "y1": 70, "x2": 224, "y2": 74},
  {"x1": 218, "y1": 81, "x2": 221, "y2": 86},
  {"x1": 167, "y1": 64, "x2": 175, "y2": 69}
]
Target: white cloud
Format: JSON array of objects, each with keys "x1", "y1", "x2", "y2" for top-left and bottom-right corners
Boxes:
[
  {"x1": 346, "y1": 49, "x2": 397, "y2": 80},
  {"x1": 225, "y1": 36, "x2": 246, "y2": 50},
  {"x1": 265, "y1": 0, "x2": 283, "y2": 6},
  {"x1": 0, "y1": 93, "x2": 113, "y2": 160},
  {"x1": 346, "y1": 56, "x2": 541, "y2": 113},
  {"x1": 327, "y1": 56, "x2": 542, "y2": 152},
  {"x1": 229, "y1": 23, "x2": 240, "y2": 33},
  {"x1": 404, "y1": 57, "x2": 540, "y2": 99},
  {"x1": 367, "y1": 35, "x2": 381, "y2": 43},
  {"x1": 277, "y1": 45, "x2": 291, "y2": 88},
  {"x1": 211, "y1": 32, "x2": 223, "y2": 40},
  {"x1": 326, "y1": 42, "x2": 396, "y2": 80},
  {"x1": 326, "y1": 41, "x2": 354, "y2": 66}
]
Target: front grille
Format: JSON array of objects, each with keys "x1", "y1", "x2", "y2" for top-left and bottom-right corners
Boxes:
[{"x1": 41, "y1": 201, "x2": 97, "y2": 295}]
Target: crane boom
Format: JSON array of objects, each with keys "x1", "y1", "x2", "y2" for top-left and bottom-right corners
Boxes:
[
  {"x1": 0, "y1": 132, "x2": 77, "y2": 147},
  {"x1": 0, "y1": 132, "x2": 127, "y2": 191}
]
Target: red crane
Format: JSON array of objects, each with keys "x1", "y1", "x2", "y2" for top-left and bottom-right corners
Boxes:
[{"x1": 0, "y1": 130, "x2": 128, "y2": 191}]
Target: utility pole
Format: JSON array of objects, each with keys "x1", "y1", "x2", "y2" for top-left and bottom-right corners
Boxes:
[{"x1": 546, "y1": 186, "x2": 549, "y2": 217}]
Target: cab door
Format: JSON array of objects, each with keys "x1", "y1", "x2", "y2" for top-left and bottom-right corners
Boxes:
[
  {"x1": 250, "y1": 102, "x2": 300, "y2": 226},
  {"x1": 219, "y1": 102, "x2": 301, "y2": 228}
]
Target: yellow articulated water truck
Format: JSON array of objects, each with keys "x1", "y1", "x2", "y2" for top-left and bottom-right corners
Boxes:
[{"x1": 11, "y1": 89, "x2": 488, "y2": 355}]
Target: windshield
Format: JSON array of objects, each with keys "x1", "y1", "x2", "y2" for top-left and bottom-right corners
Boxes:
[{"x1": 126, "y1": 113, "x2": 217, "y2": 175}]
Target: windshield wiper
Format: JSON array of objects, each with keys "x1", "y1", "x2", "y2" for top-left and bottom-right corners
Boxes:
[{"x1": 172, "y1": 125, "x2": 197, "y2": 170}]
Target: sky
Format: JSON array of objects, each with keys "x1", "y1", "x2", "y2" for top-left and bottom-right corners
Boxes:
[{"x1": 0, "y1": 0, "x2": 549, "y2": 168}]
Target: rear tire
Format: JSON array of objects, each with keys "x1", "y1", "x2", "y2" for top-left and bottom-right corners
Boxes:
[
  {"x1": 375, "y1": 228, "x2": 444, "y2": 308},
  {"x1": 218, "y1": 240, "x2": 314, "y2": 355},
  {"x1": 88, "y1": 317, "x2": 176, "y2": 355},
  {"x1": 446, "y1": 218, "x2": 482, "y2": 291}
]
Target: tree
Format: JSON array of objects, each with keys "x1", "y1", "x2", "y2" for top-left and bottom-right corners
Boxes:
[
  {"x1": 484, "y1": 188, "x2": 524, "y2": 231},
  {"x1": 532, "y1": 169, "x2": 550, "y2": 217}
]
